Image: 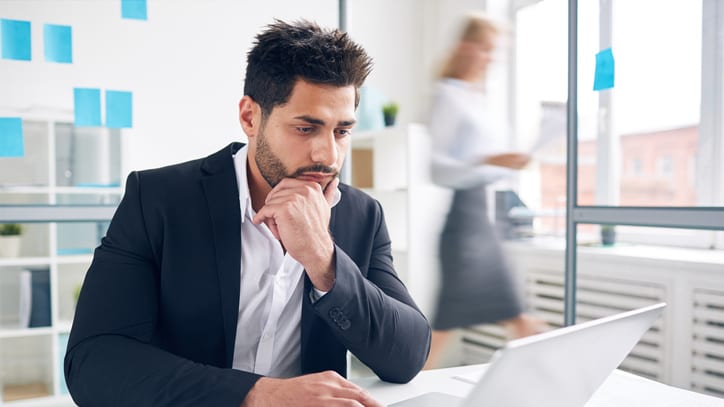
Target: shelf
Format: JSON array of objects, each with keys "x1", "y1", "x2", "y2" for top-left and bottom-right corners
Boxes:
[
  {"x1": 0, "y1": 327, "x2": 53, "y2": 339},
  {"x1": 506, "y1": 238, "x2": 724, "y2": 265},
  {"x1": 0, "y1": 187, "x2": 51, "y2": 194},
  {"x1": 55, "y1": 255, "x2": 93, "y2": 265},
  {"x1": 352, "y1": 126, "x2": 402, "y2": 143},
  {"x1": 0, "y1": 117, "x2": 122, "y2": 407},
  {"x1": 4, "y1": 394, "x2": 74, "y2": 407},
  {"x1": 0, "y1": 186, "x2": 122, "y2": 194},
  {"x1": 0, "y1": 258, "x2": 51, "y2": 267},
  {"x1": 55, "y1": 321, "x2": 72, "y2": 334},
  {"x1": 0, "y1": 254, "x2": 93, "y2": 267}
]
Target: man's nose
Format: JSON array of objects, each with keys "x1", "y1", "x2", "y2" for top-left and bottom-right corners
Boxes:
[{"x1": 311, "y1": 131, "x2": 338, "y2": 166}]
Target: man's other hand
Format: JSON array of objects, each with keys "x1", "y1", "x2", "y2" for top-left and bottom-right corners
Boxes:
[{"x1": 241, "y1": 370, "x2": 384, "y2": 407}]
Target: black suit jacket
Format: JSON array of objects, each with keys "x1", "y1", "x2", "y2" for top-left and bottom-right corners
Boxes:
[{"x1": 65, "y1": 143, "x2": 431, "y2": 406}]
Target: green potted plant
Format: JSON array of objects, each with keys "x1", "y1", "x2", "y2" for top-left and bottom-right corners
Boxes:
[
  {"x1": 0, "y1": 223, "x2": 23, "y2": 257},
  {"x1": 382, "y1": 102, "x2": 399, "y2": 127},
  {"x1": 600, "y1": 224, "x2": 616, "y2": 246}
]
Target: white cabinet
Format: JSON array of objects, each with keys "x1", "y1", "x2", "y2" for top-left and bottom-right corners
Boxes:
[
  {"x1": 0, "y1": 117, "x2": 121, "y2": 406},
  {"x1": 350, "y1": 123, "x2": 451, "y2": 319}
]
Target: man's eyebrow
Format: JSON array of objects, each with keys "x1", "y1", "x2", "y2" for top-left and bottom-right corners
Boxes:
[{"x1": 293, "y1": 115, "x2": 357, "y2": 127}]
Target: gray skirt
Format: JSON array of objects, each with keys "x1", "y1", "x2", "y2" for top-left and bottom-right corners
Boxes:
[{"x1": 432, "y1": 187, "x2": 523, "y2": 330}]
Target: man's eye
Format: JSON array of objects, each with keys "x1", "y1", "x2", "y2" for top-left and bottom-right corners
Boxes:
[
  {"x1": 336, "y1": 129, "x2": 352, "y2": 137},
  {"x1": 297, "y1": 127, "x2": 314, "y2": 134}
]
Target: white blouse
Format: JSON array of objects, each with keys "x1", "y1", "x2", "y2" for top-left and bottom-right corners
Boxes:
[{"x1": 427, "y1": 78, "x2": 514, "y2": 189}]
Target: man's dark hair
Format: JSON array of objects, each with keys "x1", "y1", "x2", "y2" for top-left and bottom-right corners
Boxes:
[{"x1": 244, "y1": 19, "x2": 373, "y2": 118}]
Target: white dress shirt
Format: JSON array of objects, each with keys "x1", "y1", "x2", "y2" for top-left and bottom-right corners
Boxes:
[
  {"x1": 428, "y1": 78, "x2": 514, "y2": 189},
  {"x1": 231, "y1": 146, "x2": 339, "y2": 378}
]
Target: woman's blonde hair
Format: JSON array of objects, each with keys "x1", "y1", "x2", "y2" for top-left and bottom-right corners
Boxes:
[{"x1": 439, "y1": 12, "x2": 500, "y2": 80}]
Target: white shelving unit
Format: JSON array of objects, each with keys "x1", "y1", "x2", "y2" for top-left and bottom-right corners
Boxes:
[
  {"x1": 349, "y1": 123, "x2": 451, "y2": 319},
  {"x1": 0, "y1": 115, "x2": 121, "y2": 406}
]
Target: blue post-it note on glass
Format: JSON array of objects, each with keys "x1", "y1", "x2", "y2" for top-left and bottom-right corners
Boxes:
[
  {"x1": 0, "y1": 117, "x2": 25, "y2": 157},
  {"x1": 74, "y1": 88, "x2": 102, "y2": 127},
  {"x1": 1, "y1": 19, "x2": 32, "y2": 61},
  {"x1": 105, "y1": 90, "x2": 133, "y2": 128},
  {"x1": 593, "y1": 48, "x2": 615, "y2": 91},
  {"x1": 122, "y1": 0, "x2": 148, "y2": 20},
  {"x1": 44, "y1": 24, "x2": 73, "y2": 63}
]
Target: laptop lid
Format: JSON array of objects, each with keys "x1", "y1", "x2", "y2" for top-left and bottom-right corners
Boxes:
[
  {"x1": 461, "y1": 302, "x2": 666, "y2": 407},
  {"x1": 390, "y1": 303, "x2": 666, "y2": 407}
]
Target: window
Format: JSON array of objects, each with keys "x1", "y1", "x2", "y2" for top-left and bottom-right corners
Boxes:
[
  {"x1": 629, "y1": 157, "x2": 642, "y2": 176},
  {"x1": 504, "y1": 1, "x2": 724, "y2": 398},
  {"x1": 513, "y1": 0, "x2": 722, "y2": 247},
  {"x1": 656, "y1": 155, "x2": 673, "y2": 178}
]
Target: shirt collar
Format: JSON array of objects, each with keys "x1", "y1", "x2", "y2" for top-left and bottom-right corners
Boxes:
[{"x1": 232, "y1": 145, "x2": 342, "y2": 224}]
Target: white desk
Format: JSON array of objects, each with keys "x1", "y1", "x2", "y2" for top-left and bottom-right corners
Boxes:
[{"x1": 353, "y1": 364, "x2": 724, "y2": 406}]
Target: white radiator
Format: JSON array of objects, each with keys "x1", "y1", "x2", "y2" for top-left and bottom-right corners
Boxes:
[
  {"x1": 691, "y1": 289, "x2": 724, "y2": 397},
  {"x1": 461, "y1": 268, "x2": 667, "y2": 381}
]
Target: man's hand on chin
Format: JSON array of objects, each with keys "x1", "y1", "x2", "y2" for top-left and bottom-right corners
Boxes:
[{"x1": 252, "y1": 177, "x2": 339, "y2": 291}]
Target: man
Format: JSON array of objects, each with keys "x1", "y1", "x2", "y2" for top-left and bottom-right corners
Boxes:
[{"x1": 64, "y1": 19, "x2": 431, "y2": 407}]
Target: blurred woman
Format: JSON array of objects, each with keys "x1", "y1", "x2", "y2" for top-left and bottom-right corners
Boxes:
[{"x1": 425, "y1": 12, "x2": 546, "y2": 369}]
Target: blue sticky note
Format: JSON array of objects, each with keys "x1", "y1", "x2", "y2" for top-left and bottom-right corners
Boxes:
[
  {"x1": 44, "y1": 24, "x2": 73, "y2": 63},
  {"x1": 1, "y1": 19, "x2": 31, "y2": 61},
  {"x1": 0, "y1": 117, "x2": 24, "y2": 157},
  {"x1": 105, "y1": 90, "x2": 133, "y2": 128},
  {"x1": 122, "y1": 0, "x2": 148, "y2": 20},
  {"x1": 74, "y1": 88, "x2": 102, "y2": 127},
  {"x1": 593, "y1": 48, "x2": 615, "y2": 91}
]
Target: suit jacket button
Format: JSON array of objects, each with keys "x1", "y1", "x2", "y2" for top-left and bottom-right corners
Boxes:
[{"x1": 337, "y1": 317, "x2": 351, "y2": 330}]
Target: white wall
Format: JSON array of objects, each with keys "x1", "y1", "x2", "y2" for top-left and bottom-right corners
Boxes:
[
  {"x1": 346, "y1": 0, "x2": 427, "y2": 125},
  {"x1": 347, "y1": 0, "x2": 494, "y2": 126},
  {"x1": 0, "y1": 0, "x2": 508, "y2": 172},
  {"x1": 0, "y1": 0, "x2": 337, "y2": 172}
]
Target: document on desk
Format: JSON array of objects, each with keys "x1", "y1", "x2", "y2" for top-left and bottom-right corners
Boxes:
[{"x1": 452, "y1": 370, "x2": 483, "y2": 384}]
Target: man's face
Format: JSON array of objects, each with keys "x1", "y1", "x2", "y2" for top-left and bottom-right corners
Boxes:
[{"x1": 245, "y1": 80, "x2": 356, "y2": 192}]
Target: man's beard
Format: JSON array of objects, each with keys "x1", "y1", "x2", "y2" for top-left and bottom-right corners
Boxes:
[{"x1": 255, "y1": 127, "x2": 339, "y2": 188}]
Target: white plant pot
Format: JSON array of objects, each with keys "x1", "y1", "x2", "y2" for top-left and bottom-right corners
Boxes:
[{"x1": 0, "y1": 236, "x2": 21, "y2": 257}]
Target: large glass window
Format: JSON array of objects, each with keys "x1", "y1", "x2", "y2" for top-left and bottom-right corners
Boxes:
[
  {"x1": 490, "y1": 0, "x2": 724, "y2": 399},
  {"x1": 580, "y1": 0, "x2": 704, "y2": 208},
  {"x1": 513, "y1": 0, "x2": 723, "y2": 248}
]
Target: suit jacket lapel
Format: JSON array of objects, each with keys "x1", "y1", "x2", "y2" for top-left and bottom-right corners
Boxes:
[{"x1": 200, "y1": 142, "x2": 243, "y2": 368}]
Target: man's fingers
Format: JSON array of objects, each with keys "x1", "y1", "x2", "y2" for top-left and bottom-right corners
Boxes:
[
  {"x1": 325, "y1": 386, "x2": 382, "y2": 407},
  {"x1": 266, "y1": 219, "x2": 280, "y2": 239},
  {"x1": 314, "y1": 372, "x2": 382, "y2": 407},
  {"x1": 324, "y1": 177, "x2": 340, "y2": 206}
]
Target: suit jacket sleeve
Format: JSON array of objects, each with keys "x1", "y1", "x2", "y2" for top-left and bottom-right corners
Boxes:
[
  {"x1": 312, "y1": 198, "x2": 432, "y2": 383},
  {"x1": 64, "y1": 172, "x2": 258, "y2": 407}
]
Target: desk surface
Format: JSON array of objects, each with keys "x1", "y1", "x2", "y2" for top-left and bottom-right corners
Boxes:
[{"x1": 353, "y1": 364, "x2": 724, "y2": 407}]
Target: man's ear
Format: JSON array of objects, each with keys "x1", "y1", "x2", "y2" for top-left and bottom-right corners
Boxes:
[{"x1": 238, "y1": 96, "x2": 261, "y2": 139}]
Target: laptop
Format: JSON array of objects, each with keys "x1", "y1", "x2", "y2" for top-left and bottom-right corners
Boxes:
[{"x1": 391, "y1": 303, "x2": 666, "y2": 407}]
